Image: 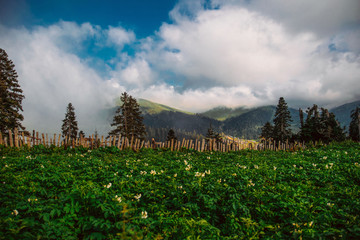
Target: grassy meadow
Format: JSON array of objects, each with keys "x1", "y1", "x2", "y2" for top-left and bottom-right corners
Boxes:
[{"x1": 1, "y1": 142, "x2": 360, "y2": 239}]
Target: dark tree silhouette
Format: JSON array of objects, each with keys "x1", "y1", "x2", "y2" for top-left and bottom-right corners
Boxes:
[
  {"x1": 109, "y1": 92, "x2": 146, "y2": 140},
  {"x1": 61, "y1": 103, "x2": 78, "y2": 141},
  {"x1": 0, "y1": 48, "x2": 25, "y2": 135},
  {"x1": 260, "y1": 121, "x2": 274, "y2": 140},
  {"x1": 300, "y1": 105, "x2": 345, "y2": 143},
  {"x1": 166, "y1": 128, "x2": 177, "y2": 141},
  {"x1": 349, "y1": 107, "x2": 360, "y2": 142},
  {"x1": 273, "y1": 97, "x2": 292, "y2": 142}
]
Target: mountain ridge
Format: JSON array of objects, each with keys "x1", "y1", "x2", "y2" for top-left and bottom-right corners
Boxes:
[{"x1": 109, "y1": 98, "x2": 360, "y2": 140}]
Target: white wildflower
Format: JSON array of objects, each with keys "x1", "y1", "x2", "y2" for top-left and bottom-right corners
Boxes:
[
  {"x1": 141, "y1": 211, "x2": 148, "y2": 219},
  {"x1": 11, "y1": 210, "x2": 18, "y2": 216},
  {"x1": 273, "y1": 166, "x2": 277, "y2": 170},
  {"x1": 115, "y1": 195, "x2": 122, "y2": 203},
  {"x1": 323, "y1": 156, "x2": 328, "y2": 160},
  {"x1": 178, "y1": 185, "x2": 183, "y2": 189},
  {"x1": 205, "y1": 170, "x2": 211, "y2": 175},
  {"x1": 104, "y1": 183, "x2": 112, "y2": 188},
  {"x1": 232, "y1": 173, "x2": 237, "y2": 176},
  {"x1": 293, "y1": 165, "x2": 296, "y2": 168},
  {"x1": 312, "y1": 163, "x2": 317, "y2": 167},
  {"x1": 217, "y1": 179, "x2": 222, "y2": 183},
  {"x1": 254, "y1": 165, "x2": 259, "y2": 169},
  {"x1": 134, "y1": 193, "x2": 142, "y2": 201},
  {"x1": 247, "y1": 180, "x2": 255, "y2": 187},
  {"x1": 150, "y1": 170, "x2": 156, "y2": 175}
]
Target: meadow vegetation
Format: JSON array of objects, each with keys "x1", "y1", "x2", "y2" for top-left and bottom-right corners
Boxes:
[{"x1": 1, "y1": 142, "x2": 360, "y2": 239}]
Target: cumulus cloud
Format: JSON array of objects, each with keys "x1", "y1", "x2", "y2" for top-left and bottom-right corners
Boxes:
[
  {"x1": 0, "y1": 0, "x2": 359, "y2": 134},
  {"x1": 0, "y1": 22, "x2": 128, "y2": 134},
  {"x1": 140, "y1": 2, "x2": 360, "y2": 109},
  {"x1": 107, "y1": 26, "x2": 135, "y2": 48}
]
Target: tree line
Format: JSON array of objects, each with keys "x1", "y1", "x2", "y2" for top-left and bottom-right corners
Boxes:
[
  {"x1": 1, "y1": 47, "x2": 360, "y2": 144},
  {"x1": 260, "y1": 97, "x2": 360, "y2": 143}
]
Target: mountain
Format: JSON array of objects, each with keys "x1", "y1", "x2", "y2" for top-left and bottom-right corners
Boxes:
[
  {"x1": 138, "y1": 99, "x2": 193, "y2": 115},
  {"x1": 200, "y1": 106, "x2": 250, "y2": 121},
  {"x1": 330, "y1": 100, "x2": 360, "y2": 130},
  {"x1": 221, "y1": 106, "x2": 302, "y2": 139},
  {"x1": 107, "y1": 98, "x2": 360, "y2": 140}
]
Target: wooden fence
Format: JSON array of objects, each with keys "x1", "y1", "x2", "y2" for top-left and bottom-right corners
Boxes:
[{"x1": 0, "y1": 129, "x2": 305, "y2": 152}]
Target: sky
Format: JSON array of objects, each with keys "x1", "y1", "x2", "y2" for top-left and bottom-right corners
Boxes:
[{"x1": 1, "y1": 0, "x2": 360, "y2": 134}]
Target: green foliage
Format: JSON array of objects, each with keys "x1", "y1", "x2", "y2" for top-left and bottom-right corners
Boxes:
[
  {"x1": 61, "y1": 103, "x2": 78, "y2": 140},
  {"x1": 0, "y1": 48, "x2": 25, "y2": 135},
  {"x1": 1, "y1": 143, "x2": 360, "y2": 239}
]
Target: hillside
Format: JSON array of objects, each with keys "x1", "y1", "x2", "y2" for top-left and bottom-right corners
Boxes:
[
  {"x1": 330, "y1": 100, "x2": 360, "y2": 130},
  {"x1": 200, "y1": 106, "x2": 250, "y2": 121},
  {"x1": 138, "y1": 99, "x2": 193, "y2": 115},
  {"x1": 107, "y1": 98, "x2": 360, "y2": 140}
]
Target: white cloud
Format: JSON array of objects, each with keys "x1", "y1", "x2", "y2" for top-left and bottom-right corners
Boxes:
[
  {"x1": 139, "y1": 1, "x2": 360, "y2": 109},
  {"x1": 0, "y1": 23, "x2": 118, "y2": 134},
  {"x1": 0, "y1": 0, "x2": 359, "y2": 135},
  {"x1": 107, "y1": 26, "x2": 135, "y2": 47}
]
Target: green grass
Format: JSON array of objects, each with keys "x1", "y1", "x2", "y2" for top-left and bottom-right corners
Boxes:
[{"x1": 1, "y1": 142, "x2": 360, "y2": 239}]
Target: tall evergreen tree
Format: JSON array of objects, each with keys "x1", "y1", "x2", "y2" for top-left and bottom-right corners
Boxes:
[
  {"x1": 260, "y1": 121, "x2": 274, "y2": 140},
  {"x1": 109, "y1": 92, "x2": 146, "y2": 140},
  {"x1": 273, "y1": 97, "x2": 292, "y2": 142},
  {"x1": 349, "y1": 107, "x2": 360, "y2": 142},
  {"x1": 166, "y1": 128, "x2": 177, "y2": 141},
  {"x1": 0, "y1": 48, "x2": 25, "y2": 135},
  {"x1": 61, "y1": 103, "x2": 78, "y2": 140}
]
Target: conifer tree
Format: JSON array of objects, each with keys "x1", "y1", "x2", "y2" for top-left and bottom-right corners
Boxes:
[
  {"x1": 109, "y1": 92, "x2": 146, "y2": 140},
  {"x1": 349, "y1": 107, "x2": 360, "y2": 142},
  {"x1": 166, "y1": 128, "x2": 177, "y2": 141},
  {"x1": 0, "y1": 48, "x2": 25, "y2": 135},
  {"x1": 273, "y1": 97, "x2": 292, "y2": 142},
  {"x1": 300, "y1": 105, "x2": 345, "y2": 143},
  {"x1": 61, "y1": 103, "x2": 78, "y2": 140},
  {"x1": 260, "y1": 121, "x2": 274, "y2": 140}
]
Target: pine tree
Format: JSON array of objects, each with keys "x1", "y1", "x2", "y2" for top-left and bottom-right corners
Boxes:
[
  {"x1": 260, "y1": 121, "x2": 274, "y2": 140},
  {"x1": 109, "y1": 92, "x2": 146, "y2": 140},
  {"x1": 273, "y1": 97, "x2": 292, "y2": 142},
  {"x1": 166, "y1": 128, "x2": 177, "y2": 141},
  {"x1": 0, "y1": 48, "x2": 25, "y2": 135},
  {"x1": 349, "y1": 107, "x2": 360, "y2": 142},
  {"x1": 61, "y1": 103, "x2": 78, "y2": 141},
  {"x1": 300, "y1": 105, "x2": 345, "y2": 143}
]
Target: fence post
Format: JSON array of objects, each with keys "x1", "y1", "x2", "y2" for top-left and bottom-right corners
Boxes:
[
  {"x1": 9, "y1": 130, "x2": 13, "y2": 147},
  {"x1": 14, "y1": 128, "x2": 19, "y2": 148}
]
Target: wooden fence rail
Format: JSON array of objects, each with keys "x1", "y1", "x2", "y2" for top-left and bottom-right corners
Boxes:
[{"x1": 0, "y1": 129, "x2": 305, "y2": 152}]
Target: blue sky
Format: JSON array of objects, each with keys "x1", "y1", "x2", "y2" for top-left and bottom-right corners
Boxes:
[{"x1": 0, "y1": 0, "x2": 360, "y2": 133}]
